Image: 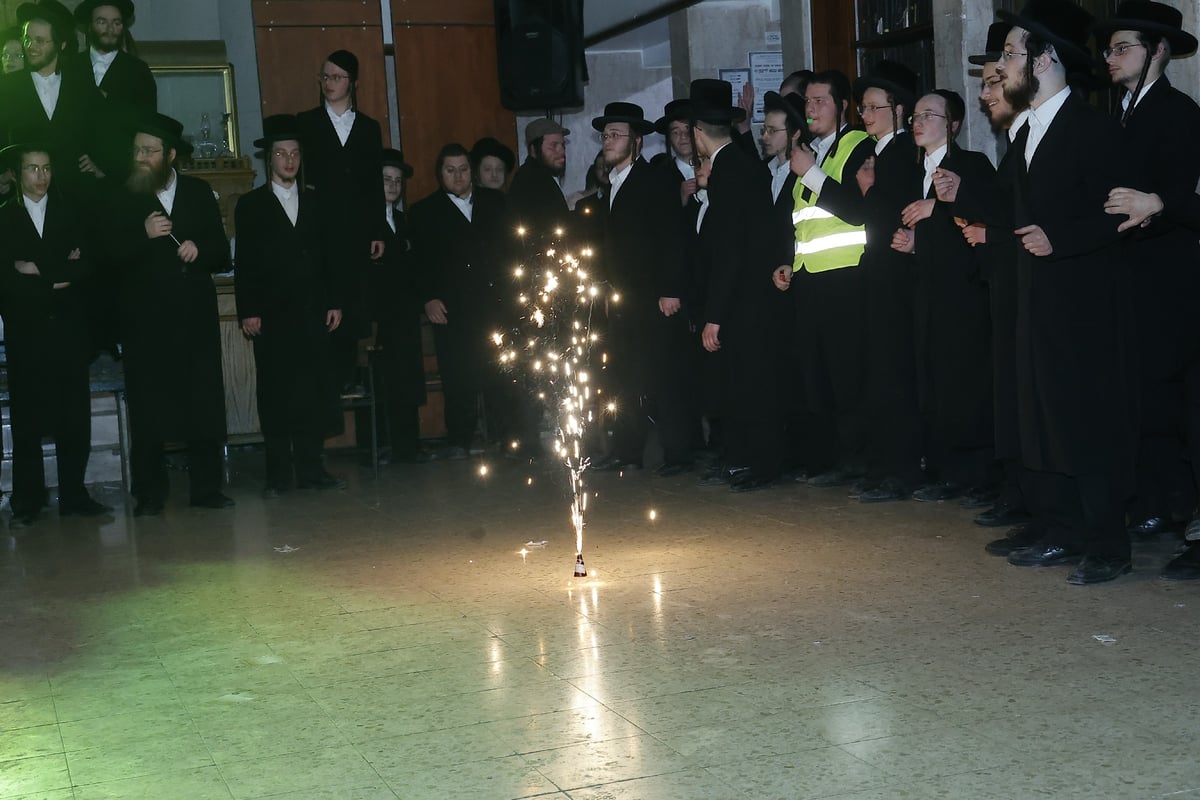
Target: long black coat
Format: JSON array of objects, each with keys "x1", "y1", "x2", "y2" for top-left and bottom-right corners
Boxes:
[
  {"x1": 234, "y1": 183, "x2": 341, "y2": 436},
  {"x1": 0, "y1": 67, "x2": 104, "y2": 196},
  {"x1": 1008, "y1": 93, "x2": 1135, "y2": 478},
  {"x1": 108, "y1": 173, "x2": 230, "y2": 441},
  {"x1": 68, "y1": 49, "x2": 158, "y2": 180},
  {"x1": 910, "y1": 147, "x2": 995, "y2": 452},
  {"x1": 372, "y1": 206, "x2": 427, "y2": 407}
]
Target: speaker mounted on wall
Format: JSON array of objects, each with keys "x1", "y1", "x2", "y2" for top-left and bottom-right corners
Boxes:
[{"x1": 495, "y1": 0, "x2": 586, "y2": 112}]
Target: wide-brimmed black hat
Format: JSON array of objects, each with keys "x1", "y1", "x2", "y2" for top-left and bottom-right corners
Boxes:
[
  {"x1": 133, "y1": 112, "x2": 194, "y2": 159},
  {"x1": 0, "y1": 142, "x2": 51, "y2": 172},
  {"x1": 1093, "y1": 1, "x2": 1197, "y2": 58},
  {"x1": 17, "y1": 0, "x2": 76, "y2": 44},
  {"x1": 74, "y1": 0, "x2": 134, "y2": 26},
  {"x1": 253, "y1": 114, "x2": 302, "y2": 151},
  {"x1": 382, "y1": 147, "x2": 414, "y2": 178},
  {"x1": 469, "y1": 137, "x2": 514, "y2": 173},
  {"x1": 853, "y1": 59, "x2": 919, "y2": 108},
  {"x1": 968, "y1": 21, "x2": 1013, "y2": 65},
  {"x1": 591, "y1": 101, "x2": 655, "y2": 135},
  {"x1": 763, "y1": 91, "x2": 805, "y2": 129},
  {"x1": 999, "y1": 0, "x2": 1096, "y2": 69},
  {"x1": 688, "y1": 79, "x2": 746, "y2": 124},
  {"x1": 653, "y1": 99, "x2": 691, "y2": 134}
]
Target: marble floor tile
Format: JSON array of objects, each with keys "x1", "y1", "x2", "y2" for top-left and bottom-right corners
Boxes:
[
  {"x1": 0, "y1": 723, "x2": 64, "y2": 763},
  {"x1": 72, "y1": 766, "x2": 233, "y2": 800},
  {"x1": 0, "y1": 753, "x2": 72, "y2": 796}
]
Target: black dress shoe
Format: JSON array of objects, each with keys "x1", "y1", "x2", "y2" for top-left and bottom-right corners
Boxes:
[
  {"x1": 859, "y1": 478, "x2": 912, "y2": 504},
  {"x1": 958, "y1": 486, "x2": 1000, "y2": 509},
  {"x1": 1160, "y1": 545, "x2": 1200, "y2": 581},
  {"x1": 698, "y1": 465, "x2": 746, "y2": 486},
  {"x1": 592, "y1": 455, "x2": 641, "y2": 472},
  {"x1": 655, "y1": 462, "x2": 692, "y2": 477},
  {"x1": 730, "y1": 470, "x2": 776, "y2": 493},
  {"x1": 974, "y1": 502, "x2": 1031, "y2": 528},
  {"x1": 59, "y1": 497, "x2": 112, "y2": 517},
  {"x1": 190, "y1": 493, "x2": 236, "y2": 509},
  {"x1": 807, "y1": 467, "x2": 863, "y2": 488},
  {"x1": 1007, "y1": 543, "x2": 1083, "y2": 568},
  {"x1": 1126, "y1": 516, "x2": 1176, "y2": 539},
  {"x1": 984, "y1": 523, "x2": 1043, "y2": 556},
  {"x1": 441, "y1": 445, "x2": 470, "y2": 461},
  {"x1": 133, "y1": 500, "x2": 164, "y2": 517},
  {"x1": 912, "y1": 481, "x2": 966, "y2": 502},
  {"x1": 297, "y1": 473, "x2": 347, "y2": 490},
  {"x1": 847, "y1": 478, "x2": 878, "y2": 498},
  {"x1": 8, "y1": 513, "x2": 37, "y2": 530},
  {"x1": 1185, "y1": 518, "x2": 1200, "y2": 543},
  {"x1": 1067, "y1": 555, "x2": 1132, "y2": 585}
]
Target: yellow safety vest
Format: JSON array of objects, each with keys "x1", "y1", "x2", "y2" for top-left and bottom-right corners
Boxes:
[{"x1": 792, "y1": 130, "x2": 870, "y2": 273}]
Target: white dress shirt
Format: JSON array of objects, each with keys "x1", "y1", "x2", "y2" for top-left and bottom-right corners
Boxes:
[
  {"x1": 675, "y1": 157, "x2": 695, "y2": 182},
  {"x1": 90, "y1": 47, "x2": 117, "y2": 87},
  {"x1": 1025, "y1": 86, "x2": 1071, "y2": 168},
  {"x1": 770, "y1": 155, "x2": 791, "y2": 203},
  {"x1": 800, "y1": 125, "x2": 851, "y2": 196},
  {"x1": 922, "y1": 144, "x2": 948, "y2": 198},
  {"x1": 271, "y1": 180, "x2": 299, "y2": 226},
  {"x1": 1009, "y1": 110, "x2": 1031, "y2": 144},
  {"x1": 448, "y1": 192, "x2": 472, "y2": 222},
  {"x1": 31, "y1": 70, "x2": 62, "y2": 120},
  {"x1": 325, "y1": 102, "x2": 356, "y2": 147},
  {"x1": 874, "y1": 129, "x2": 902, "y2": 156},
  {"x1": 156, "y1": 169, "x2": 179, "y2": 215},
  {"x1": 385, "y1": 204, "x2": 396, "y2": 233},
  {"x1": 23, "y1": 194, "x2": 48, "y2": 238},
  {"x1": 696, "y1": 141, "x2": 731, "y2": 232},
  {"x1": 1121, "y1": 77, "x2": 1158, "y2": 113},
  {"x1": 607, "y1": 161, "x2": 634, "y2": 209}
]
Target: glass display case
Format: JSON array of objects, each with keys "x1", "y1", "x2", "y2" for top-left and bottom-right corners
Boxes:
[{"x1": 140, "y1": 40, "x2": 240, "y2": 158}]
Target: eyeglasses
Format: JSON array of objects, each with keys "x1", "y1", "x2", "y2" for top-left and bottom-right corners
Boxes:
[
  {"x1": 132, "y1": 145, "x2": 163, "y2": 157},
  {"x1": 982, "y1": 76, "x2": 1003, "y2": 90},
  {"x1": 382, "y1": 176, "x2": 403, "y2": 186},
  {"x1": 909, "y1": 111, "x2": 948, "y2": 125},
  {"x1": 22, "y1": 36, "x2": 52, "y2": 47},
  {"x1": 1102, "y1": 42, "x2": 1146, "y2": 59},
  {"x1": 997, "y1": 50, "x2": 1027, "y2": 63},
  {"x1": 761, "y1": 125, "x2": 787, "y2": 135},
  {"x1": 22, "y1": 164, "x2": 51, "y2": 175},
  {"x1": 857, "y1": 104, "x2": 893, "y2": 115},
  {"x1": 271, "y1": 150, "x2": 300, "y2": 161},
  {"x1": 599, "y1": 132, "x2": 630, "y2": 141},
  {"x1": 319, "y1": 73, "x2": 349, "y2": 83}
]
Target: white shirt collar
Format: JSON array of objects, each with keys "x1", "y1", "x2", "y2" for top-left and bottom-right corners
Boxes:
[
  {"x1": 770, "y1": 154, "x2": 790, "y2": 203},
  {"x1": 156, "y1": 169, "x2": 179, "y2": 215},
  {"x1": 447, "y1": 191, "x2": 472, "y2": 222},
  {"x1": 325, "y1": 102, "x2": 356, "y2": 145},
  {"x1": 385, "y1": 203, "x2": 396, "y2": 232},
  {"x1": 1009, "y1": 110, "x2": 1031, "y2": 143},
  {"x1": 1121, "y1": 77, "x2": 1158, "y2": 112},
  {"x1": 709, "y1": 140, "x2": 732, "y2": 166},
  {"x1": 608, "y1": 160, "x2": 634, "y2": 208},
  {"x1": 30, "y1": 70, "x2": 62, "y2": 119},
  {"x1": 674, "y1": 156, "x2": 695, "y2": 182},
  {"x1": 90, "y1": 46, "x2": 118, "y2": 68},
  {"x1": 270, "y1": 179, "x2": 299, "y2": 225},
  {"x1": 922, "y1": 144, "x2": 948, "y2": 197},
  {"x1": 874, "y1": 129, "x2": 902, "y2": 155},
  {"x1": 22, "y1": 193, "x2": 48, "y2": 237},
  {"x1": 1029, "y1": 85, "x2": 1071, "y2": 129}
]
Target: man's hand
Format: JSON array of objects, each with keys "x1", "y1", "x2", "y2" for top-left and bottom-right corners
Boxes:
[
  {"x1": 14, "y1": 260, "x2": 40, "y2": 275},
  {"x1": 369, "y1": 240, "x2": 385, "y2": 260},
  {"x1": 736, "y1": 82, "x2": 754, "y2": 134},
  {"x1": 326, "y1": 309, "x2": 342, "y2": 332},
  {"x1": 856, "y1": 156, "x2": 875, "y2": 196},
  {"x1": 145, "y1": 211, "x2": 172, "y2": 239},
  {"x1": 702, "y1": 322, "x2": 721, "y2": 352},
  {"x1": 658, "y1": 297, "x2": 681, "y2": 317},
  {"x1": 962, "y1": 223, "x2": 987, "y2": 247},
  {"x1": 68, "y1": 248, "x2": 80, "y2": 260},
  {"x1": 680, "y1": 178, "x2": 698, "y2": 206},
  {"x1": 790, "y1": 140, "x2": 816, "y2": 177},
  {"x1": 177, "y1": 240, "x2": 199, "y2": 263},
  {"x1": 78, "y1": 154, "x2": 105, "y2": 178},
  {"x1": 891, "y1": 227, "x2": 915, "y2": 253},
  {"x1": 241, "y1": 316, "x2": 262, "y2": 336},
  {"x1": 901, "y1": 198, "x2": 936, "y2": 228},
  {"x1": 772, "y1": 265, "x2": 793, "y2": 291},
  {"x1": 932, "y1": 167, "x2": 960, "y2": 203},
  {"x1": 1015, "y1": 224, "x2": 1053, "y2": 256},
  {"x1": 424, "y1": 299, "x2": 448, "y2": 325},
  {"x1": 1105, "y1": 187, "x2": 1164, "y2": 232}
]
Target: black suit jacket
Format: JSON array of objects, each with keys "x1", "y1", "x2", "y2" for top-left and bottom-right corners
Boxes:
[
  {"x1": 68, "y1": 49, "x2": 157, "y2": 179},
  {"x1": 601, "y1": 158, "x2": 686, "y2": 313},
  {"x1": 507, "y1": 156, "x2": 570, "y2": 239}
]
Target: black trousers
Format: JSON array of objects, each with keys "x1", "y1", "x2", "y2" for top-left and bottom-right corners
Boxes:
[
  {"x1": 7, "y1": 358, "x2": 92, "y2": 514},
  {"x1": 264, "y1": 432, "x2": 323, "y2": 486},
  {"x1": 1026, "y1": 468, "x2": 1130, "y2": 561},
  {"x1": 432, "y1": 323, "x2": 487, "y2": 449},
  {"x1": 130, "y1": 436, "x2": 223, "y2": 504}
]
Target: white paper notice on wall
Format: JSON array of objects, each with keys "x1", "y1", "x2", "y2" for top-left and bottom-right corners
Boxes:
[
  {"x1": 749, "y1": 51, "x2": 784, "y2": 123},
  {"x1": 765, "y1": 31, "x2": 782, "y2": 46}
]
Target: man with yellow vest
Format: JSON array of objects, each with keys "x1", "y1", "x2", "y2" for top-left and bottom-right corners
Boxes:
[{"x1": 773, "y1": 70, "x2": 876, "y2": 489}]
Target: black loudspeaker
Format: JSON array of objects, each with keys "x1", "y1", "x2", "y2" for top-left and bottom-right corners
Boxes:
[{"x1": 495, "y1": 0, "x2": 586, "y2": 111}]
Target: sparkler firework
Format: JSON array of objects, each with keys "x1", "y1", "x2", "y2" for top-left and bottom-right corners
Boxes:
[{"x1": 493, "y1": 227, "x2": 616, "y2": 577}]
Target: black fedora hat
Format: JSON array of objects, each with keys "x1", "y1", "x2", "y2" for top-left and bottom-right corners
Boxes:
[
  {"x1": 998, "y1": 0, "x2": 1096, "y2": 69},
  {"x1": 469, "y1": 137, "x2": 514, "y2": 173},
  {"x1": 653, "y1": 98, "x2": 691, "y2": 134},
  {"x1": 17, "y1": 0, "x2": 76, "y2": 44},
  {"x1": 0, "y1": 141, "x2": 51, "y2": 172},
  {"x1": 591, "y1": 101, "x2": 655, "y2": 136},
  {"x1": 382, "y1": 147, "x2": 414, "y2": 178},
  {"x1": 133, "y1": 112, "x2": 193, "y2": 159},
  {"x1": 688, "y1": 79, "x2": 746, "y2": 124},
  {"x1": 73, "y1": 0, "x2": 134, "y2": 26},
  {"x1": 968, "y1": 21, "x2": 1013, "y2": 65},
  {"x1": 763, "y1": 90, "x2": 805, "y2": 129},
  {"x1": 853, "y1": 59, "x2": 919, "y2": 108},
  {"x1": 1094, "y1": 1, "x2": 1197, "y2": 58},
  {"x1": 253, "y1": 114, "x2": 302, "y2": 151}
]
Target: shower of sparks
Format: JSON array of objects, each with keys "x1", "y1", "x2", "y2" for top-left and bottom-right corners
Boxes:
[{"x1": 492, "y1": 228, "x2": 616, "y2": 573}]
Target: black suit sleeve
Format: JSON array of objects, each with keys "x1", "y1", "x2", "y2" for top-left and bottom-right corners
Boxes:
[
  {"x1": 233, "y1": 191, "x2": 266, "y2": 321},
  {"x1": 813, "y1": 137, "x2": 875, "y2": 225}
]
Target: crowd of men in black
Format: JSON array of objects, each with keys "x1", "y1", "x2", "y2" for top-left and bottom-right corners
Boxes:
[{"x1": 3, "y1": 0, "x2": 1200, "y2": 587}]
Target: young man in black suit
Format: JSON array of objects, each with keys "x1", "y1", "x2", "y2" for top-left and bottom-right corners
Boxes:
[
  {"x1": 410, "y1": 144, "x2": 511, "y2": 459},
  {"x1": 107, "y1": 113, "x2": 233, "y2": 516},
  {"x1": 0, "y1": 143, "x2": 109, "y2": 529},
  {"x1": 992, "y1": 0, "x2": 1135, "y2": 584},
  {"x1": 652, "y1": 99, "x2": 700, "y2": 208},
  {"x1": 586, "y1": 102, "x2": 691, "y2": 475},
  {"x1": 296, "y1": 49, "x2": 386, "y2": 396},
  {"x1": 507, "y1": 117, "x2": 570, "y2": 241},
  {"x1": 235, "y1": 114, "x2": 346, "y2": 496}
]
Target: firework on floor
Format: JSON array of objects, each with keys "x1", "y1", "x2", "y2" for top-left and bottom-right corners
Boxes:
[{"x1": 493, "y1": 227, "x2": 618, "y2": 576}]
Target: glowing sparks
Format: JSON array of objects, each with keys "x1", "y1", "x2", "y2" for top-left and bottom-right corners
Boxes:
[
  {"x1": 479, "y1": 464, "x2": 490, "y2": 477},
  {"x1": 649, "y1": 509, "x2": 657, "y2": 521}
]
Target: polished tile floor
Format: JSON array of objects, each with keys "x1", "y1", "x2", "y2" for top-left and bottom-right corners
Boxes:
[{"x1": 1, "y1": 450, "x2": 1198, "y2": 799}]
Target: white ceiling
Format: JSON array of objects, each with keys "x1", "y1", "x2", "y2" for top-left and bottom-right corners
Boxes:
[{"x1": 583, "y1": 0, "x2": 686, "y2": 44}]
